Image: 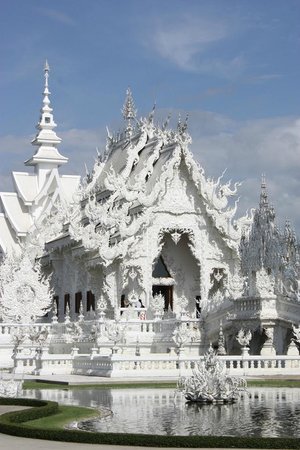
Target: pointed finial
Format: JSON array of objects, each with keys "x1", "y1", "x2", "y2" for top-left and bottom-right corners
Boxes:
[
  {"x1": 122, "y1": 87, "x2": 137, "y2": 121},
  {"x1": 148, "y1": 102, "x2": 156, "y2": 123},
  {"x1": 181, "y1": 113, "x2": 189, "y2": 134},
  {"x1": 44, "y1": 59, "x2": 50, "y2": 72},
  {"x1": 25, "y1": 62, "x2": 67, "y2": 175},
  {"x1": 106, "y1": 126, "x2": 112, "y2": 139},
  {"x1": 44, "y1": 60, "x2": 50, "y2": 89},
  {"x1": 184, "y1": 113, "x2": 189, "y2": 126},
  {"x1": 122, "y1": 87, "x2": 137, "y2": 137},
  {"x1": 260, "y1": 173, "x2": 269, "y2": 208},
  {"x1": 177, "y1": 113, "x2": 182, "y2": 130},
  {"x1": 162, "y1": 113, "x2": 171, "y2": 131}
]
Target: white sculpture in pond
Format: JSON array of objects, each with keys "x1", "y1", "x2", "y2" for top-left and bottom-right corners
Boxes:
[{"x1": 178, "y1": 347, "x2": 247, "y2": 403}]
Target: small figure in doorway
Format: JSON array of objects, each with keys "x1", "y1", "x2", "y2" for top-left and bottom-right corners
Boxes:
[{"x1": 195, "y1": 295, "x2": 202, "y2": 318}]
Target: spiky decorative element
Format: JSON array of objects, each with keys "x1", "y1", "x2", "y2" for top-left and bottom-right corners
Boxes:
[
  {"x1": 236, "y1": 329, "x2": 252, "y2": 347},
  {"x1": 240, "y1": 176, "x2": 299, "y2": 299},
  {"x1": 177, "y1": 347, "x2": 247, "y2": 403},
  {"x1": 240, "y1": 175, "x2": 281, "y2": 274},
  {"x1": 217, "y1": 321, "x2": 226, "y2": 355},
  {"x1": 122, "y1": 87, "x2": 137, "y2": 121},
  {"x1": 172, "y1": 323, "x2": 192, "y2": 348},
  {"x1": 150, "y1": 293, "x2": 165, "y2": 314},
  {"x1": 122, "y1": 88, "x2": 137, "y2": 137},
  {"x1": 0, "y1": 251, "x2": 52, "y2": 323}
]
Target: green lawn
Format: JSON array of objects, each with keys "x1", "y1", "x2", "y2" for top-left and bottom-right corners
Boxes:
[
  {"x1": 24, "y1": 404, "x2": 99, "y2": 429},
  {"x1": 23, "y1": 380, "x2": 177, "y2": 390},
  {"x1": 247, "y1": 379, "x2": 300, "y2": 388},
  {"x1": 23, "y1": 378, "x2": 300, "y2": 390}
]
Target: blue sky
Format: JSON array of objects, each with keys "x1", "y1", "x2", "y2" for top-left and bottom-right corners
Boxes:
[{"x1": 1, "y1": 0, "x2": 300, "y2": 229}]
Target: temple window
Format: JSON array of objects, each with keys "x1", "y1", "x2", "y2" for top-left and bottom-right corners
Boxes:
[
  {"x1": 64, "y1": 293, "x2": 70, "y2": 313},
  {"x1": 54, "y1": 295, "x2": 59, "y2": 312},
  {"x1": 75, "y1": 292, "x2": 82, "y2": 313},
  {"x1": 87, "y1": 290, "x2": 95, "y2": 311}
]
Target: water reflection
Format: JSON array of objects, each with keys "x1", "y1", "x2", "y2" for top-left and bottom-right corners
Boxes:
[{"x1": 22, "y1": 387, "x2": 300, "y2": 437}]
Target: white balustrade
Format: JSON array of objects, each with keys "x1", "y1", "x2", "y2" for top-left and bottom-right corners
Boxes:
[{"x1": 2, "y1": 320, "x2": 300, "y2": 378}]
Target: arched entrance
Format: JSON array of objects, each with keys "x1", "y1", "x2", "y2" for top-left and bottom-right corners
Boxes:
[
  {"x1": 152, "y1": 256, "x2": 174, "y2": 310},
  {"x1": 152, "y1": 232, "x2": 200, "y2": 316}
]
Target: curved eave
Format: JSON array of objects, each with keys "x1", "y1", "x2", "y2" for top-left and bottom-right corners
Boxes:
[
  {"x1": 0, "y1": 192, "x2": 32, "y2": 236},
  {"x1": 0, "y1": 213, "x2": 21, "y2": 253},
  {"x1": 12, "y1": 171, "x2": 38, "y2": 204}
]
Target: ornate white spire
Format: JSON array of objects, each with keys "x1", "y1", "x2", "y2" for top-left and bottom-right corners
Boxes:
[
  {"x1": 259, "y1": 173, "x2": 269, "y2": 209},
  {"x1": 25, "y1": 61, "x2": 68, "y2": 172},
  {"x1": 31, "y1": 60, "x2": 62, "y2": 147},
  {"x1": 240, "y1": 177, "x2": 282, "y2": 275},
  {"x1": 122, "y1": 87, "x2": 137, "y2": 136}
]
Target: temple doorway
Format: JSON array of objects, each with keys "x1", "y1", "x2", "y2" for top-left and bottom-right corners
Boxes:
[
  {"x1": 152, "y1": 285, "x2": 173, "y2": 311},
  {"x1": 152, "y1": 256, "x2": 174, "y2": 310},
  {"x1": 152, "y1": 232, "x2": 200, "y2": 317}
]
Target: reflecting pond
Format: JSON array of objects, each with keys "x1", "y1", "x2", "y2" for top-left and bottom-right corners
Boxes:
[{"x1": 22, "y1": 387, "x2": 300, "y2": 437}]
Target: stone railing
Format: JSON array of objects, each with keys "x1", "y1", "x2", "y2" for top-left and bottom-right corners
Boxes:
[
  {"x1": 8, "y1": 349, "x2": 300, "y2": 377},
  {"x1": 234, "y1": 298, "x2": 261, "y2": 312},
  {"x1": 0, "y1": 323, "x2": 53, "y2": 336},
  {"x1": 14, "y1": 351, "x2": 74, "y2": 375},
  {"x1": 73, "y1": 354, "x2": 300, "y2": 378},
  {"x1": 0, "y1": 318, "x2": 201, "y2": 334}
]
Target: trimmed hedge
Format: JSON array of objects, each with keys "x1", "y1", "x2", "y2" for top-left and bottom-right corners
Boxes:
[{"x1": 1, "y1": 397, "x2": 300, "y2": 448}]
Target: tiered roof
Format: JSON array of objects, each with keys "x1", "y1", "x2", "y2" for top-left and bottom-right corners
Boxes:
[{"x1": 0, "y1": 62, "x2": 80, "y2": 255}]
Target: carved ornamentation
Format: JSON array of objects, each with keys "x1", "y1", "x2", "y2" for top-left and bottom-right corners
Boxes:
[
  {"x1": 172, "y1": 323, "x2": 191, "y2": 348},
  {"x1": 256, "y1": 268, "x2": 275, "y2": 298},
  {"x1": 150, "y1": 293, "x2": 165, "y2": 319},
  {"x1": 236, "y1": 329, "x2": 252, "y2": 347},
  {"x1": 0, "y1": 251, "x2": 52, "y2": 323}
]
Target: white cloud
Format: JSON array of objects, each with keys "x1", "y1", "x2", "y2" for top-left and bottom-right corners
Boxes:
[
  {"x1": 37, "y1": 8, "x2": 76, "y2": 26},
  {"x1": 59, "y1": 128, "x2": 106, "y2": 176},
  {"x1": 147, "y1": 14, "x2": 245, "y2": 77},
  {"x1": 188, "y1": 113, "x2": 300, "y2": 230},
  {"x1": 152, "y1": 16, "x2": 228, "y2": 70},
  {"x1": 0, "y1": 134, "x2": 31, "y2": 156}
]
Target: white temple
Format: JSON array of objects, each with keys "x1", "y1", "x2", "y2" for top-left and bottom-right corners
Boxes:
[{"x1": 0, "y1": 64, "x2": 300, "y2": 378}]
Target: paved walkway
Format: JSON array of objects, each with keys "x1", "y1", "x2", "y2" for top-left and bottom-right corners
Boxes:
[
  {"x1": 19, "y1": 373, "x2": 300, "y2": 385},
  {"x1": 24, "y1": 374, "x2": 178, "y2": 384},
  {"x1": 0, "y1": 405, "x2": 30, "y2": 414}
]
